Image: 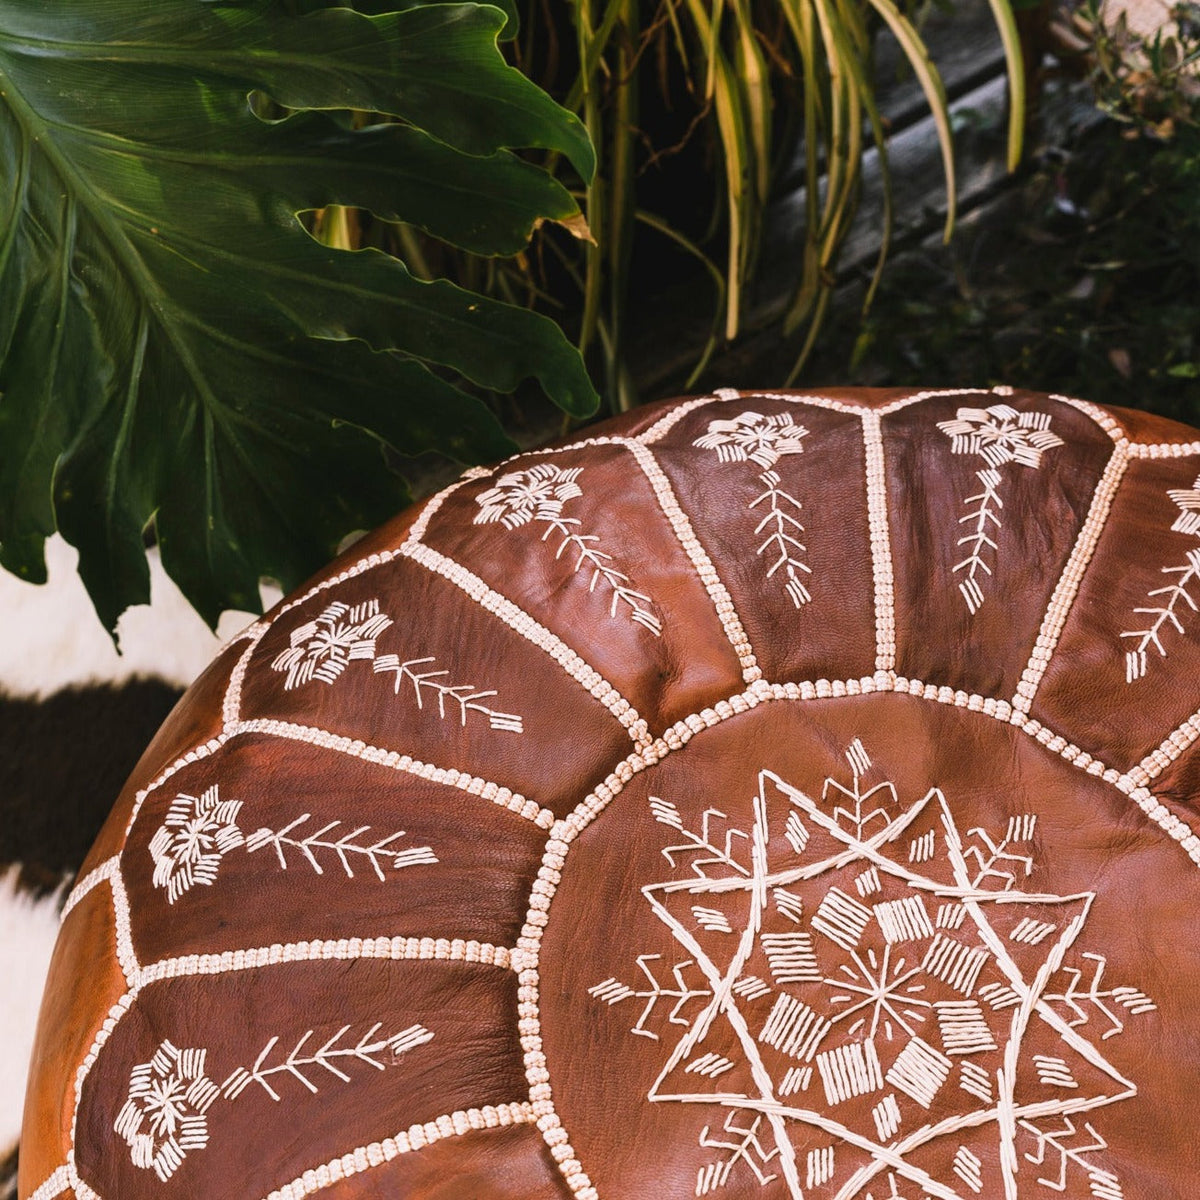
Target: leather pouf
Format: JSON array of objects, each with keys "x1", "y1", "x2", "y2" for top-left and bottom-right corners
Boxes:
[{"x1": 21, "y1": 387, "x2": 1200, "y2": 1200}]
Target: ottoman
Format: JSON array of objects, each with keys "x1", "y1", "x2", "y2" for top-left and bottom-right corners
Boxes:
[{"x1": 20, "y1": 386, "x2": 1200, "y2": 1199}]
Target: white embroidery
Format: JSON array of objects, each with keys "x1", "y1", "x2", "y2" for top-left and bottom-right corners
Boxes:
[
  {"x1": 1021, "y1": 1117, "x2": 1124, "y2": 1198},
  {"x1": 588, "y1": 743, "x2": 1152, "y2": 1200},
  {"x1": 221, "y1": 1023, "x2": 433, "y2": 1102},
  {"x1": 244, "y1": 816, "x2": 438, "y2": 879},
  {"x1": 695, "y1": 1112, "x2": 779, "y2": 1194},
  {"x1": 371, "y1": 654, "x2": 523, "y2": 732},
  {"x1": 114, "y1": 1041, "x2": 218, "y2": 1181},
  {"x1": 270, "y1": 598, "x2": 524, "y2": 731},
  {"x1": 694, "y1": 411, "x2": 813, "y2": 607},
  {"x1": 117, "y1": 1026, "x2": 433, "y2": 1178},
  {"x1": 473, "y1": 463, "x2": 662, "y2": 634},
  {"x1": 270, "y1": 599, "x2": 392, "y2": 688},
  {"x1": 937, "y1": 405, "x2": 1065, "y2": 613},
  {"x1": 1121, "y1": 474, "x2": 1200, "y2": 681},
  {"x1": 149, "y1": 785, "x2": 435, "y2": 901},
  {"x1": 148, "y1": 786, "x2": 246, "y2": 903},
  {"x1": 586, "y1": 955, "x2": 710, "y2": 1041}
]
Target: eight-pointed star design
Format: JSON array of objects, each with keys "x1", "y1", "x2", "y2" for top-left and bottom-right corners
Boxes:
[{"x1": 633, "y1": 750, "x2": 1138, "y2": 1200}]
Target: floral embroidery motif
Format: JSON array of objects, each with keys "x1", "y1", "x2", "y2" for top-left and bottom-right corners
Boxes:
[
  {"x1": 937, "y1": 405, "x2": 1064, "y2": 613},
  {"x1": 118, "y1": 1026, "x2": 432, "y2": 1177},
  {"x1": 1121, "y1": 474, "x2": 1200, "y2": 681},
  {"x1": 149, "y1": 784, "x2": 436, "y2": 903},
  {"x1": 114, "y1": 1042, "x2": 218, "y2": 1181},
  {"x1": 149, "y1": 786, "x2": 246, "y2": 904},
  {"x1": 270, "y1": 599, "x2": 392, "y2": 688},
  {"x1": 694, "y1": 411, "x2": 813, "y2": 608},
  {"x1": 270, "y1": 597, "x2": 524, "y2": 730},
  {"x1": 473, "y1": 463, "x2": 662, "y2": 635},
  {"x1": 591, "y1": 740, "x2": 1153, "y2": 1199}
]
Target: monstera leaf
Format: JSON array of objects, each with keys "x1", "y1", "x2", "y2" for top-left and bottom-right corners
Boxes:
[{"x1": 0, "y1": 0, "x2": 597, "y2": 628}]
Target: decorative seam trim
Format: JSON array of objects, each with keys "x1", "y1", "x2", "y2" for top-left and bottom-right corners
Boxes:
[
  {"x1": 862, "y1": 412, "x2": 896, "y2": 672},
  {"x1": 62, "y1": 856, "x2": 118, "y2": 923},
  {"x1": 233, "y1": 718, "x2": 555, "y2": 829},
  {"x1": 68, "y1": 1161, "x2": 99, "y2": 1200},
  {"x1": 258, "y1": 1101, "x2": 538, "y2": 1200},
  {"x1": 60, "y1": 856, "x2": 139, "y2": 986},
  {"x1": 1130, "y1": 707, "x2": 1200, "y2": 785},
  {"x1": 27, "y1": 1165, "x2": 70, "y2": 1200},
  {"x1": 407, "y1": 477, "x2": 472, "y2": 545},
  {"x1": 121, "y1": 733, "x2": 229, "y2": 842},
  {"x1": 877, "y1": 387, "x2": 994, "y2": 415},
  {"x1": 1127, "y1": 441, "x2": 1200, "y2": 459},
  {"x1": 400, "y1": 540, "x2": 651, "y2": 749},
  {"x1": 137, "y1": 937, "x2": 513, "y2": 989},
  {"x1": 69, "y1": 992, "x2": 138, "y2": 1189},
  {"x1": 1048, "y1": 393, "x2": 1125, "y2": 444},
  {"x1": 518, "y1": 679, "x2": 1200, "y2": 1200},
  {"x1": 637, "y1": 391, "x2": 738, "y2": 444},
  {"x1": 620, "y1": 438, "x2": 761, "y2": 683},
  {"x1": 108, "y1": 866, "x2": 140, "y2": 986},
  {"x1": 1012, "y1": 441, "x2": 1131, "y2": 714},
  {"x1": 222, "y1": 624, "x2": 267, "y2": 729}
]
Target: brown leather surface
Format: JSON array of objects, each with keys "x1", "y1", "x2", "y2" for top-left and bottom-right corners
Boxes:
[
  {"x1": 21, "y1": 387, "x2": 1200, "y2": 1200},
  {"x1": 18, "y1": 888, "x2": 125, "y2": 1197}
]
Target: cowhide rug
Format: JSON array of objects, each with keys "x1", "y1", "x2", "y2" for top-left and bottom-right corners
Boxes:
[{"x1": 0, "y1": 536, "x2": 274, "y2": 1197}]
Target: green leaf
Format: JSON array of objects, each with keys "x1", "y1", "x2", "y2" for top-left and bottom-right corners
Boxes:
[{"x1": 0, "y1": 0, "x2": 598, "y2": 629}]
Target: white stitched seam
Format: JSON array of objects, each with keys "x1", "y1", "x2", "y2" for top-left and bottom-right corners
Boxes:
[
  {"x1": 233, "y1": 718, "x2": 555, "y2": 828},
  {"x1": 862, "y1": 412, "x2": 897, "y2": 673},
  {"x1": 1048, "y1": 393, "x2": 1125, "y2": 443},
  {"x1": 1013, "y1": 442, "x2": 1131, "y2": 714},
  {"x1": 27, "y1": 1165, "x2": 71, "y2": 1200},
  {"x1": 620, "y1": 438, "x2": 761, "y2": 683},
  {"x1": 137, "y1": 937, "x2": 514, "y2": 988},
  {"x1": 1127, "y1": 441, "x2": 1200, "y2": 459},
  {"x1": 400, "y1": 540, "x2": 650, "y2": 749},
  {"x1": 517, "y1": 667, "x2": 1200, "y2": 1200},
  {"x1": 1131, "y1": 707, "x2": 1200, "y2": 785},
  {"x1": 258, "y1": 1102, "x2": 538, "y2": 1200}
]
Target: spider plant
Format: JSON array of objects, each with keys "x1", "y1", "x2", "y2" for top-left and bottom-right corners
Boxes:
[{"x1": 515, "y1": 0, "x2": 1027, "y2": 405}]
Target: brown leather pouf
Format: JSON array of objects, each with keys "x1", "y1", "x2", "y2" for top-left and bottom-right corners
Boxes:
[{"x1": 21, "y1": 387, "x2": 1200, "y2": 1200}]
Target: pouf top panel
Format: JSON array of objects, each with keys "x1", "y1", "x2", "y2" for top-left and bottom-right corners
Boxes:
[{"x1": 21, "y1": 386, "x2": 1200, "y2": 1200}]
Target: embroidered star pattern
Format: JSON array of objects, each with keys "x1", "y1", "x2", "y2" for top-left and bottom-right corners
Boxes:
[{"x1": 594, "y1": 742, "x2": 1150, "y2": 1199}]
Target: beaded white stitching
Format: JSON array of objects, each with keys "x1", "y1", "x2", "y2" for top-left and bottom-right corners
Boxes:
[
  {"x1": 1127, "y1": 440, "x2": 1200, "y2": 459},
  {"x1": 586, "y1": 744, "x2": 1149, "y2": 1200},
  {"x1": 473, "y1": 463, "x2": 663, "y2": 636},
  {"x1": 1014, "y1": 442, "x2": 1130, "y2": 713},
  {"x1": 621, "y1": 439, "x2": 761, "y2": 683},
  {"x1": 62, "y1": 856, "x2": 119, "y2": 924},
  {"x1": 1130, "y1": 707, "x2": 1200, "y2": 786},
  {"x1": 863, "y1": 413, "x2": 897, "y2": 672},
  {"x1": 938, "y1": 405, "x2": 1065, "y2": 614},
  {"x1": 259, "y1": 1101, "x2": 537, "y2": 1200},
  {"x1": 520, "y1": 672, "x2": 1200, "y2": 1200},
  {"x1": 233, "y1": 718, "x2": 555, "y2": 829},
  {"x1": 27, "y1": 1166, "x2": 71, "y2": 1200},
  {"x1": 223, "y1": 625, "x2": 267, "y2": 729},
  {"x1": 1049, "y1": 393, "x2": 1125, "y2": 443},
  {"x1": 138, "y1": 937, "x2": 513, "y2": 988},
  {"x1": 401, "y1": 540, "x2": 651, "y2": 748},
  {"x1": 1121, "y1": 473, "x2": 1200, "y2": 682},
  {"x1": 694, "y1": 411, "x2": 814, "y2": 608},
  {"x1": 637, "y1": 391, "x2": 736, "y2": 445}
]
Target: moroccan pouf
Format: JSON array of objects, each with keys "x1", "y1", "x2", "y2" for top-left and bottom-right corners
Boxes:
[{"x1": 20, "y1": 386, "x2": 1200, "y2": 1200}]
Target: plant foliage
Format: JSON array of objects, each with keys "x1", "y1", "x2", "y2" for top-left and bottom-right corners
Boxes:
[{"x1": 0, "y1": 0, "x2": 597, "y2": 629}]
